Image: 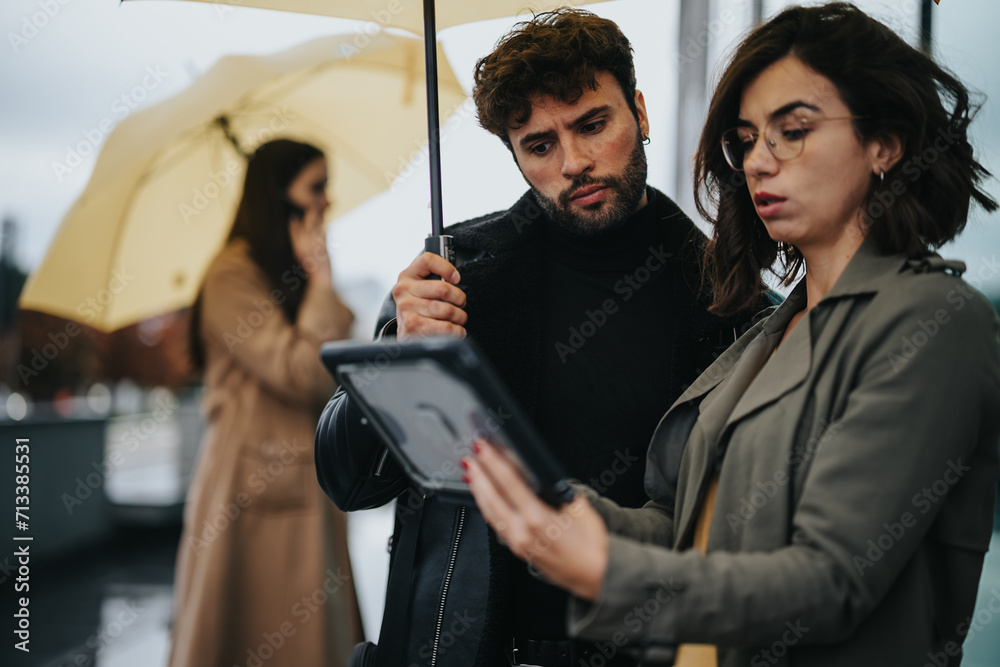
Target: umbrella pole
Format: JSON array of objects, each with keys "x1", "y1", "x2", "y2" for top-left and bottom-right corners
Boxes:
[{"x1": 422, "y1": 0, "x2": 455, "y2": 268}]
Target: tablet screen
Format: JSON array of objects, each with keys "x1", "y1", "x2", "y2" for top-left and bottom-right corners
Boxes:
[{"x1": 339, "y1": 359, "x2": 532, "y2": 493}]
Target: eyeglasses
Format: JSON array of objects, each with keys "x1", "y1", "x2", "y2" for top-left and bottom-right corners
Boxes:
[{"x1": 721, "y1": 114, "x2": 863, "y2": 171}]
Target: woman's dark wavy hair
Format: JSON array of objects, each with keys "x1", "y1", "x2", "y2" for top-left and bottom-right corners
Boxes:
[
  {"x1": 189, "y1": 139, "x2": 324, "y2": 371},
  {"x1": 473, "y1": 8, "x2": 638, "y2": 150},
  {"x1": 695, "y1": 2, "x2": 996, "y2": 316}
]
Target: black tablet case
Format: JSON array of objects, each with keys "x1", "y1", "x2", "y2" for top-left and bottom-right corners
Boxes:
[{"x1": 321, "y1": 337, "x2": 575, "y2": 507}]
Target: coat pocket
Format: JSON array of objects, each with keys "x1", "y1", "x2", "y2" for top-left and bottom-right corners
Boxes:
[{"x1": 235, "y1": 438, "x2": 313, "y2": 514}]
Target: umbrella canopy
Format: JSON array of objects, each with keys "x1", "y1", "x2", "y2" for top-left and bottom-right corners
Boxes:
[
  {"x1": 19, "y1": 32, "x2": 466, "y2": 332},
  {"x1": 124, "y1": 0, "x2": 608, "y2": 35},
  {"x1": 126, "y1": 1, "x2": 609, "y2": 238}
]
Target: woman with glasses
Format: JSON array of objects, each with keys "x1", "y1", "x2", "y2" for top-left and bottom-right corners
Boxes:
[{"x1": 463, "y1": 3, "x2": 1000, "y2": 665}]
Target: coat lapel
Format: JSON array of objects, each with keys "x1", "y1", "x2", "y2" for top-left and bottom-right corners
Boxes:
[
  {"x1": 721, "y1": 238, "x2": 908, "y2": 428},
  {"x1": 645, "y1": 317, "x2": 766, "y2": 514},
  {"x1": 723, "y1": 284, "x2": 811, "y2": 429},
  {"x1": 668, "y1": 317, "x2": 766, "y2": 408},
  {"x1": 668, "y1": 284, "x2": 807, "y2": 546},
  {"x1": 671, "y1": 325, "x2": 780, "y2": 545},
  {"x1": 668, "y1": 239, "x2": 924, "y2": 547},
  {"x1": 700, "y1": 328, "x2": 785, "y2": 440}
]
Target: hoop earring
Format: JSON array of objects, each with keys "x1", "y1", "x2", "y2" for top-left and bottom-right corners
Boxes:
[{"x1": 642, "y1": 134, "x2": 650, "y2": 146}]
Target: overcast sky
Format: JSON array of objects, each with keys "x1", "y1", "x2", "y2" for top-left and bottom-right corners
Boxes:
[{"x1": 1, "y1": 0, "x2": 997, "y2": 335}]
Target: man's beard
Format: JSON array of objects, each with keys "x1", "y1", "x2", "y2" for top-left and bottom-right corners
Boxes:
[{"x1": 532, "y1": 131, "x2": 648, "y2": 238}]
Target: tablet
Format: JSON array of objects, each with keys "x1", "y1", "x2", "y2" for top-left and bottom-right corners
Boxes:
[{"x1": 320, "y1": 336, "x2": 575, "y2": 507}]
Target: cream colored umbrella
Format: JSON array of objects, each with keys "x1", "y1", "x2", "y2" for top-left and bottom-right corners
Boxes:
[
  {"x1": 126, "y1": 0, "x2": 609, "y2": 247},
  {"x1": 124, "y1": 0, "x2": 607, "y2": 36},
  {"x1": 20, "y1": 32, "x2": 466, "y2": 332}
]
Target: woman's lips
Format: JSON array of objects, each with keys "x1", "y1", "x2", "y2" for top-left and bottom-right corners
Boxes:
[
  {"x1": 754, "y1": 192, "x2": 787, "y2": 218},
  {"x1": 570, "y1": 184, "x2": 608, "y2": 206}
]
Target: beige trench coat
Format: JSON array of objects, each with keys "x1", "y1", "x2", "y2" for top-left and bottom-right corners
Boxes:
[
  {"x1": 570, "y1": 238, "x2": 1000, "y2": 666},
  {"x1": 169, "y1": 240, "x2": 362, "y2": 667}
]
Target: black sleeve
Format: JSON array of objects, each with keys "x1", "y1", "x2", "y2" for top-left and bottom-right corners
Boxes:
[
  {"x1": 314, "y1": 292, "x2": 410, "y2": 511},
  {"x1": 698, "y1": 290, "x2": 780, "y2": 367},
  {"x1": 669, "y1": 218, "x2": 781, "y2": 375}
]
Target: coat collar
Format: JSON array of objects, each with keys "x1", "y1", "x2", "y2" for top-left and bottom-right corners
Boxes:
[
  {"x1": 654, "y1": 234, "x2": 970, "y2": 540},
  {"x1": 667, "y1": 287, "x2": 794, "y2": 412},
  {"x1": 447, "y1": 186, "x2": 700, "y2": 256},
  {"x1": 821, "y1": 234, "x2": 912, "y2": 301},
  {"x1": 722, "y1": 283, "x2": 809, "y2": 427},
  {"x1": 723, "y1": 237, "x2": 968, "y2": 425},
  {"x1": 668, "y1": 234, "x2": 922, "y2": 412},
  {"x1": 448, "y1": 190, "x2": 546, "y2": 256}
]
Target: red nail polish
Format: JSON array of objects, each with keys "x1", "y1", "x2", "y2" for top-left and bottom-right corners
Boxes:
[
  {"x1": 462, "y1": 474, "x2": 470, "y2": 484},
  {"x1": 460, "y1": 459, "x2": 469, "y2": 470},
  {"x1": 472, "y1": 442, "x2": 482, "y2": 454}
]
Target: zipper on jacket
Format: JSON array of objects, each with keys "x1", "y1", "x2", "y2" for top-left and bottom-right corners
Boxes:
[
  {"x1": 373, "y1": 448, "x2": 390, "y2": 478},
  {"x1": 431, "y1": 506, "x2": 466, "y2": 667}
]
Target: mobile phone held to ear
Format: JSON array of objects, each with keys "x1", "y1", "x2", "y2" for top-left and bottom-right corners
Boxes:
[{"x1": 284, "y1": 198, "x2": 305, "y2": 222}]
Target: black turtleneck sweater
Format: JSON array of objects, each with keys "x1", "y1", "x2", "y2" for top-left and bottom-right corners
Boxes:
[{"x1": 511, "y1": 187, "x2": 680, "y2": 640}]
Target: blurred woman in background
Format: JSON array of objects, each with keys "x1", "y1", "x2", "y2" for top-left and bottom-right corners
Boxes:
[{"x1": 170, "y1": 139, "x2": 362, "y2": 667}]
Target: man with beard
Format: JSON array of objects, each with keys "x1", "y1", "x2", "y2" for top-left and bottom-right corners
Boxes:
[{"x1": 315, "y1": 9, "x2": 770, "y2": 667}]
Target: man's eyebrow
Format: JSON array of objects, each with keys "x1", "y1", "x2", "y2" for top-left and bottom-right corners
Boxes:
[
  {"x1": 736, "y1": 101, "x2": 820, "y2": 127},
  {"x1": 568, "y1": 104, "x2": 612, "y2": 129},
  {"x1": 517, "y1": 105, "x2": 613, "y2": 150},
  {"x1": 518, "y1": 128, "x2": 556, "y2": 151}
]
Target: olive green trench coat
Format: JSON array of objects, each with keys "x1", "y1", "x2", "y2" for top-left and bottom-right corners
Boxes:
[{"x1": 570, "y1": 238, "x2": 1000, "y2": 666}]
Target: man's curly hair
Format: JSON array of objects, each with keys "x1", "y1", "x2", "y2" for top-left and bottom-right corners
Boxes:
[{"x1": 472, "y1": 8, "x2": 638, "y2": 150}]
